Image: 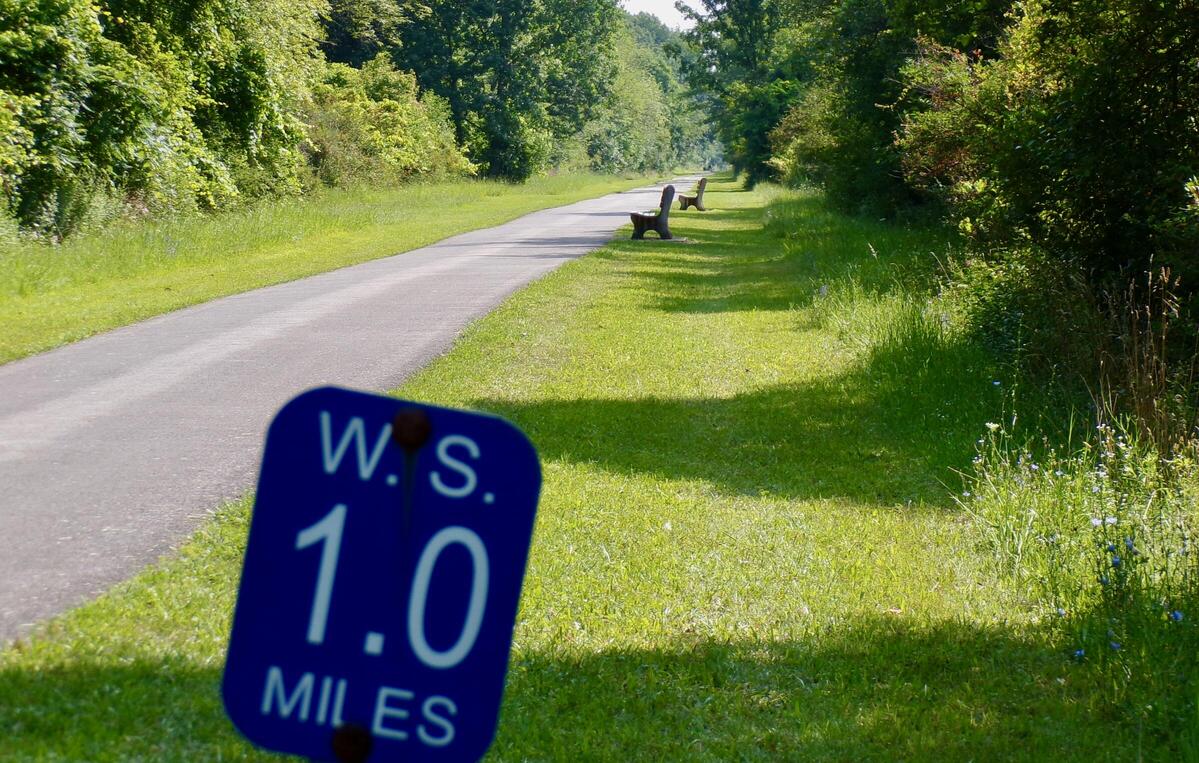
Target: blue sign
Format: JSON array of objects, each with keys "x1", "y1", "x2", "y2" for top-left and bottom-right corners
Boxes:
[{"x1": 223, "y1": 386, "x2": 541, "y2": 762}]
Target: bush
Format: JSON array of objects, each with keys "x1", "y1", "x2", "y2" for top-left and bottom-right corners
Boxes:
[
  {"x1": 0, "y1": 0, "x2": 326, "y2": 237},
  {"x1": 767, "y1": 0, "x2": 1010, "y2": 214},
  {"x1": 898, "y1": 0, "x2": 1199, "y2": 282},
  {"x1": 938, "y1": 245, "x2": 1103, "y2": 381},
  {"x1": 304, "y1": 58, "x2": 474, "y2": 187}
]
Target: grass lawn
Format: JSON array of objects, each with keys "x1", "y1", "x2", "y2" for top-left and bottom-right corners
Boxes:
[
  {"x1": 0, "y1": 173, "x2": 657, "y2": 366},
  {"x1": 0, "y1": 177, "x2": 1143, "y2": 760}
]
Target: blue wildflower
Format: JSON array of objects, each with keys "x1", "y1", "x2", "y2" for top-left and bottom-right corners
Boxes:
[
  {"x1": 1100, "y1": 575, "x2": 1111, "y2": 586},
  {"x1": 1056, "y1": 608, "x2": 1067, "y2": 617},
  {"x1": 1124, "y1": 538, "x2": 1135, "y2": 551},
  {"x1": 1172, "y1": 611, "x2": 1184, "y2": 622},
  {"x1": 1110, "y1": 641, "x2": 1121, "y2": 651},
  {"x1": 993, "y1": 380, "x2": 1001, "y2": 386},
  {"x1": 1106, "y1": 543, "x2": 1117, "y2": 553},
  {"x1": 1073, "y1": 648, "x2": 1085, "y2": 661},
  {"x1": 1111, "y1": 556, "x2": 1122, "y2": 569}
]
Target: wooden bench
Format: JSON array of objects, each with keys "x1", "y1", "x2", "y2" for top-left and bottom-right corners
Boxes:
[
  {"x1": 678, "y1": 177, "x2": 707, "y2": 211},
  {"x1": 631, "y1": 185, "x2": 675, "y2": 240}
]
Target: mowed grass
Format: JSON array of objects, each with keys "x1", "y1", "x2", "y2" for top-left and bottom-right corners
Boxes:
[
  {"x1": 0, "y1": 173, "x2": 655, "y2": 365},
  {"x1": 0, "y1": 177, "x2": 1142, "y2": 760}
]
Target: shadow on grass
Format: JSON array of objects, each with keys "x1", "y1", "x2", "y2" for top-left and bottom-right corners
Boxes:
[
  {"x1": 497, "y1": 190, "x2": 997, "y2": 506},
  {"x1": 0, "y1": 618, "x2": 1130, "y2": 760},
  {"x1": 0, "y1": 659, "x2": 253, "y2": 761},
  {"x1": 474, "y1": 375, "x2": 994, "y2": 508},
  {"x1": 494, "y1": 616, "x2": 1120, "y2": 760},
  {"x1": 605, "y1": 194, "x2": 952, "y2": 316},
  {"x1": 472, "y1": 314, "x2": 998, "y2": 508}
]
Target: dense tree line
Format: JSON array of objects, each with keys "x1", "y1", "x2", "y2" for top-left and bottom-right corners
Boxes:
[
  {"x1": 679, "y1": 0, "x2": 1199, "y2": 371},
  {"x1": 0, "y1": 0, "x2": 716, "y2": 238}
]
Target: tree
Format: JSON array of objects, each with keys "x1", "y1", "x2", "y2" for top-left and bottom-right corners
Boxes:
[
  {"x1": 675, "y1": 0, "x2": 801, "y2": 184},
  {"x1": 898, "y1": 0, "x2": 1199, "y2": 281},
  {"x1": 0, "y1": 0, "x2": 327, "y2": 234},
  {"x1": 396, "y1": 0, "x2": 620, "y2": 180},
  {"x1": 320, "y1": 0, "x2": 414, "y2": 67}
]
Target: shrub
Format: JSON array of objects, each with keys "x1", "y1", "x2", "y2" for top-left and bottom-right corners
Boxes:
[
  {"x1": 0, "y1": 0, "x2": 326, "y2": 236},
  {"x1": 938, "y1": 245, "x2": 1104, "y2": 382},
  {"x1": 898, "y1": 0, "x2": 1199, "y2": 282},
  {"x1": 304, "y1": 57, "x2": 474, "y2": 187},
  {"x1": 767, "y1": 0, "x2": 1011, "y2": 214}
]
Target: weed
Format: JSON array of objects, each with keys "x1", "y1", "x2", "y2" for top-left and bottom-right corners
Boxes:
[{"x1": 965, "y1": 419, "x2": 1199, "y2": 748}]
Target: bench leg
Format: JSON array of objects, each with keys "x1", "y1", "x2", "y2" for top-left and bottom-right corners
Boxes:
[{"x1": 630, "y1": 213, "x2": 646, "y2": 239}]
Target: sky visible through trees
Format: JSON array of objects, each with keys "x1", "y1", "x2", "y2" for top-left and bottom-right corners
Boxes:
[{"x1": 621, "y1": 0, "x2": 697, "y2": 28}]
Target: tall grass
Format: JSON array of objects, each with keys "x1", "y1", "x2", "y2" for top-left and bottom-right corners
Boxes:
[
  {"x1": 0, "y1": 175, "x2": 641, "y2": 300},
  {"x1": 774, "y1": 185, "x2": 1199, "y2": 750},
  {"x1": 964, "y1": 420, "x2": 1199, "y2": 746},
  {"x1": 0, "y1": 173, "x2": 653, "y2": 364}
]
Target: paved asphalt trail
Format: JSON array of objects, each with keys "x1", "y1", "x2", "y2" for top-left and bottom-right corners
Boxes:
[{"x1": 0, "y1": 176, "x2": 699, "y2": 643}]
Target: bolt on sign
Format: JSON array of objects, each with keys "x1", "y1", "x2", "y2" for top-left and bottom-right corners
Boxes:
[{"x1": 222, "y1": 386, "x2": 542, "y2": 762}]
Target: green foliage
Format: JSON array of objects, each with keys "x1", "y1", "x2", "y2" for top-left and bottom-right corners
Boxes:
[
  {"x1": 965, "y1": 422, "x2": 1199, "y2": 751},
  {"x1": 721, "y1": 78, "x2": 797, "y2": 186},
  {"x1": 395, "y1": 0, "x2": 622, "y2": 181},
  {"x1": 304, "y1": 57, "x2": 474, "y2": 186},
  {"x1": 577, "y1": 40, "x2": 672, "y2": 174},
  {"x1": 936, "y1": 245, "x2": 1104, "y2": 382},
  {"x1": 320, "y1": 0, "x2": 412, "y2": 67},
  {"x1": 1, "y1": 0, "x2": 712, "y2": 237},
  {"x1": 898, "y1": 0, "x2": 1199, "y2": 283},
  {"x1": 1, "y1": 0, "x2": 149, "y2": 233},
  {"x1": 677, "y1": 0, "x2": 790, "y2": 183},
  {"x1": 577, "y1": 14, "x2": 719, "y2": 174},
  {"x1": 0, "y1": 0, "x2": 326, "y2": 236},
  {"x1": 764, "y1": 0, "x2": 1010, "y2": 211}
]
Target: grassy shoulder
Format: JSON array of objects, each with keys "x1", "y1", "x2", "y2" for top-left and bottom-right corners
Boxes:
[
  {"x1": 0, "y1": 177, "x2": 1141, "y2": 759},
  {"x1": 0, "y1": 173, "x2": 657, "y2": 366}
]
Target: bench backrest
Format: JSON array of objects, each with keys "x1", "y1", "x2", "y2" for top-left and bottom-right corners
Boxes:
[
  {"x1": 695, "y1": 177, "x2": 707, "y2": 200},
  {"x1": 659, "y1": 185, "x2": 675, "y2": 223}
]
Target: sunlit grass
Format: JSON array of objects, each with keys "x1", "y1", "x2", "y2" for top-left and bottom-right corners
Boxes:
[
  {"x1": 0, "y1": 177, "x2": 1150, "y2": 759},
  {"x1": 0, "y1": 174, "x2": 656, "y2": 365}
]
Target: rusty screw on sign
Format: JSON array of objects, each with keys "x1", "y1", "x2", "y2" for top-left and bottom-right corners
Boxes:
[
  {"x1": 392, "y1": 407, "x2": 432, "y2": 453},
  {"x1": 331, "y1": 723, "x2": 373, "y2": 763}
]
